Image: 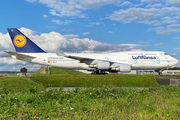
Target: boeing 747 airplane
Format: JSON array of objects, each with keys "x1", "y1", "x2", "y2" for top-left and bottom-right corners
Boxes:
[{"x1": 5, "y1": 28, "x2": 178, "y2": 74}]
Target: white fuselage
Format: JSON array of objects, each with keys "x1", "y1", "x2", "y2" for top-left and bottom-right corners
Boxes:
[{"x1": 12, "y1": 51, "x2": 178, "y2": 71}]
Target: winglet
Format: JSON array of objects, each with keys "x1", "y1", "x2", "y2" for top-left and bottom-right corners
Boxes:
[{"x1": 55, "y1": 51, "x2": 67, "y2": 57}]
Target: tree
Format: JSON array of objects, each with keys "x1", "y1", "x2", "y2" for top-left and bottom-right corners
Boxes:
[
  {"x1": 164, "y1": 67, "x2": 180, "y2": 70},
  {"x1": 20, "y1": 67, "x2": 27, "y2": 73}
]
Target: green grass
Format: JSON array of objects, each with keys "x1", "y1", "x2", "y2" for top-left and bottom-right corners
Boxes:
[
  {"x1": 0, "y1": 77, "x2": 44, "y2": 93},
  {"x1": 30, "y1": 67, "x2": 85, "y2": 75},
  {"x1": 0, "y1": 69, "x2": 179, "y2": 119},
  {"x1": 31, "y1": 67, "x2": 159, "y2": 87},
  {"x1": 47, "y1": 67, "x2": 85, "y2": 75},
  {"x1": 155, "y1": 75, "x2": 180, "y2": 79},
  {"x1": 32, "y1": 74, "x2": 159, "y2": 87},
  {"x1": 31, "y1": 70, "x2": 43, "y2": 75},
  {"x1": 1, "y1": 86, "x2": 180, "y2": 119},
  {"x1": 0, "y1": 75, "x2": 8, "y2": 80}
]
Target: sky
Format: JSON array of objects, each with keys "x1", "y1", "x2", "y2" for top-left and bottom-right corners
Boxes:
[{"x1": 1, "y1": 0, "x2": 180, "y2": 71}]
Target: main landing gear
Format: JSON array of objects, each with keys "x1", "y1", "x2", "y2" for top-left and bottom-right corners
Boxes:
[
  {"x1": 91, "y1": 70, "x2": 108, "y2": 75},
  {"x1": 158, "y1": 71, "x2": 162, "y2": 75},
  {"x1": 157, "y1": 69, "x2": 163, "y2": 75}
]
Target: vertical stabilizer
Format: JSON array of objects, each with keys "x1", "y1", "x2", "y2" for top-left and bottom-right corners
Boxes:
[{"x1": 7, "y1": 28, "x2": 45, "y2": 53}]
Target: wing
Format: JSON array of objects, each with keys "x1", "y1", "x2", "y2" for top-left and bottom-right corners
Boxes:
[
  {"x1": 55, "y1": 51, "x2": 113, "y2": 65},
  {"x1": 55, "y1": 51, "x2": 131, "y2": 72},
  {"x1": 4, "y1": 50, "x2": 36, "y2": 58},
  {"x1": 62, "y1": 53, "x2": 131, "y2": 71}
]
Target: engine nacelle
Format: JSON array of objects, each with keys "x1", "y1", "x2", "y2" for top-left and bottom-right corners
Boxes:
[
  {"x1": 89, "y1": 62, "x2": 110, "y2": 70},
  {"x1": 111, "y1": 64, "x2": 131, "y2": 72}
]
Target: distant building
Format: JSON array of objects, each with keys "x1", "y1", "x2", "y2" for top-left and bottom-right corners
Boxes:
[
  {"x1": 137, "y1": 70, "x2": 155, "y2": 74},
  {"x1": 162, "y1": 70, "x2": 180, "y2": 74},
  {"x1": 77, "y1": 70, "x2": 91, "y2": 74},
  {"x1": 122, "y1": 70, "x2": 137, "y2": 74},
  {"x1": 77, "y1": 70, "x2": 138, "y2": 74},
  {"x1": 81, "y1": 50, "x2": 94, "y2": 54},
  {"x1": 0, "y1": 71, "x2": 20, "y2": 75}
]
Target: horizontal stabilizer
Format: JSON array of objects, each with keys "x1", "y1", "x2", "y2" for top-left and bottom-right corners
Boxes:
[
  {"x1": 55, "y1": 51, "x2": 67, "y2": 57},
  {"x1": 4, "y1": 50, "x2": 36, "y2": 58}
]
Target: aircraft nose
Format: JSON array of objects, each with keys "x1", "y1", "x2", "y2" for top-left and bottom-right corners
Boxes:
[{"x1": 175, "y1": 58, "x2": 179, "y2": 65}]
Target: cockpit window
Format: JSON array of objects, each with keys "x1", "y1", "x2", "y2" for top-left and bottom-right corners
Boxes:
[{"x1": 164, "y1": 53, "x2": 168, "y2": 55}]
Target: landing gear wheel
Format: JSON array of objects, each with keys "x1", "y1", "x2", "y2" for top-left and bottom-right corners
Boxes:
[
  {"x1": 158, "y1": 72, "x2": 162, "y2": 75},
  {"x1": 91, "y1": 70, "x2": 108, "y2": 75}
]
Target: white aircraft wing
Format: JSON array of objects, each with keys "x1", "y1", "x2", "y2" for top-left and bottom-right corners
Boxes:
[
  {"x1": 4, "y1": 50, "x2": 36, "y2": 58},
  {"x1": 63, "y1": 53, "x2": 131, "y2": 72},
  {"x1": 55, "y1": 51, "x2": 67, "y2": 57},
  {"x1": 68, "y1": 55, "x2": 94, "y2": 60},
  {"x1": 55, "y1": 51, "x2": 114, "y2": 65},
  {"x1": 55, "y1": 51, "x2": 88, "y2": 60}
]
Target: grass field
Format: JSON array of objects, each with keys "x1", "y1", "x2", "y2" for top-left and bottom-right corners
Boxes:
[
  {"x1": 31, "y1": 67, "x2": 159, "y2": 87},
  {"x1": 1, "y1": 86, "x2": 180, "y2": 119},
  {"x1": 0, "y1": 76, "x2": 44, "y2": 93},
  {"x1": 154, "y1": 75, "x2": 180, "y2": 79},
  {"x1": 1, "y1": 68, "x2": 180, "y2": 119},
  {"x1": 48, "y1": 67, "x2": 85, "y2": 75},
  {"x1": 32, "y1": 74, "x2": 159, "y2": 87}
]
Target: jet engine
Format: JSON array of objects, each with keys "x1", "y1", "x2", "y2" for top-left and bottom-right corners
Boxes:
[
  {"x1": 111, "y1": 64, "x2": 131, "y2": 72},
  {"x1": 89, "y1": 61, "x2": 110, "y2": 70}
]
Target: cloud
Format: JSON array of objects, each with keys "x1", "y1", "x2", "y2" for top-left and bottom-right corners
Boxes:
[
  {"x1": 141, "y1": 0, "x2": 159, "y2": 3},
  {"x1": 162, "y1": 20, "x2": 177, "y2": 24},
  {"x1": 146, "y1": 20, "x2": 161, "y2": 26},
  {"x1": 108, "y1": 31, "x2": 113, "y2": 33},
  {"x1": 139, "y1": 41, "x2": 149, "y2": 44},
  {"x1": 26, "y1": 0, "x2": 122, "y2": 18},
  {"x1": 0, "y1": 62, "x2": 43, "y2": 71},
  {"x1": 167, "y1": 24, "x2": 180, "y2": 28},
  {"x1": 149, "y1": 26, "x2": 180, "y2": 34},
  {"x1": 154, "y1": 43, "x2": 163, "y2": 46},
  {"x1": 90, "y1": 22, "x2": 105, "y2": 26},
  {"x1": 26, "y1": 0, "x2": 36, "y2": 2},
  {"x1": 175, "y1": 48, "x2": 180, "y2": 50},
  {"x1": 52, "y1": 20, "x2": 74, "y2": 25},
  {"x1": 0, "y1": 27, "x2": 142, "y2": 71},
  {"x1": 107, "y1": 8, "x2": 161, "y2": 23},
  {"x1": 174, "y1": 15, "x2": 180, "y2": 19},
  {"x1": 174, "y1": 36, "x2": 180, "y2": 39},
  {"x1": 2, "y1": 27, "x2": 141, "y2": 53},
  {"x1": 0, "y1": 57, "x2": 28, "y2": 65},
  {"x1": 107, "y1": 7, "x2": 180, "y2": 25},
  {"x1": 161, "y1": 7, "x2": 180, "y2": 14},
  {"x1": 40, "y1": 0, "x2": 86, "y2": 18},
  {"x1": 63, "y1": 34, "x2": 79, "y2": 39},
  {"x1": 43, "y1": 14, "x2": 48, "y2": 18},
  {"x1": 52, "y1": 20, "x2": 66, "y2": 25},
  {"x1": 145, "y1": 3, "x2": 163, "y2": 8},
  {"x1": 171, "y1": 53, "x2": 178, "y2": 57},
  {"x1": 0, "y1": 32, "x2": 16, "y2": 57},
  {"x1": 167, "y1": 0, "x2": 180, "y2": 5},
  {"x1": 118, "y1": 1, "x2": 132, "y2": 6},
  {"x1": 162, "y1": 17, "x2": 177, "y2": 24},
  {"x1": 78, "y1": 0, "x2": 122, "y2": 9},
  {"x1": 150, "y1": 24, "x2": 180, "y2": 34},
  {"x1": 83, "y1": 32, "x2": 90, "y2": 35},
  {"x1": 61, "y1": 29, "x2": 73, "y2": 32},
  {"x1": 131, "y1": 3, "x2": 143, "y2": 7},
  {"x1": 0, "y1": 56, "x2": 41, "y2": 71}
]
